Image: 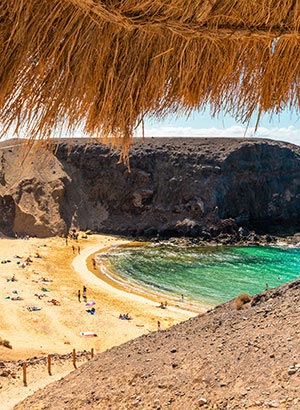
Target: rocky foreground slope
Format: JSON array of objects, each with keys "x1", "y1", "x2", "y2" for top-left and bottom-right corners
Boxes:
[
  {"x1": 15, "y1": 280, "x2": 300, "y2": 410},
  {"x1": 1, "y1": 137, "x2": 300, "y2": 238}
]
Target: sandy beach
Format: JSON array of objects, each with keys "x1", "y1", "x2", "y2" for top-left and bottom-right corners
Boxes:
[{"x1": 0, "y1": 233, "x2": 199, "y2": 408}]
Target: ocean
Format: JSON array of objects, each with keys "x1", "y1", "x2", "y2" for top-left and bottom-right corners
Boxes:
[{"x1": 103, "y1": 244, "x2": 300, "y2": 306}]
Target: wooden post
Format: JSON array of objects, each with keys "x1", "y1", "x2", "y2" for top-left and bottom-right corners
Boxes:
[
  {"x1": 91, "y1": 348, "x2": 94, "y2": 359},
  {"x1": 22, "y1": 362, "x2": 27, "y2": 386},
  {"x1": 47, "y1": 354, "x2": 52, "y2": 375},
  {"x1": 72, "y1": 348, "x2": 76, "y2": 368}
]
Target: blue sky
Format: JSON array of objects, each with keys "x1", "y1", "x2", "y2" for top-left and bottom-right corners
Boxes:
[
  {"x1": 139, "y1": 108, "x2": 300, "y2": 146},
  {"x1": 3, "y1": 107, "x2": 300, "y2": 146}
]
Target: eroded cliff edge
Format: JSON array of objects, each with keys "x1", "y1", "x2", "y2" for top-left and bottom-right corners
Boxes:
[{"x1": 1, "y1": 137, "x2": 300, "y2": 238}]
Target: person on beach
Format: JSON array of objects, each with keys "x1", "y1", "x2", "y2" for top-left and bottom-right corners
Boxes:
[
  {"x1": 77, "y1": 289, "x2": 81, "y2": 302},
  {"x1": 78, "y1": 246, "x2": 81, "y2": 255},
  {"x1": 92, "y1": 258, "x2": 96, "y2": 269},
  {"x1": 119, "y1": 313, "x2": 132, "y2": 320},
  {"x1": 86, "y1": 307, "x2": 95, "y2": 315},
  {"x1": 265, "y1": 283, "x2": 269, "y2": 291},
  {"x1": 157, "y1": 320, "x2": 161, "y2": 330},
  {"x1": 72, "y1": 245, "x2": 75, "y2": 254},
  {"x1": 181, "y1": 294, "x2": 184, "y2": 301},
  {"x1": 83, "y1": 286, "x2": 87, "y2": 302}
]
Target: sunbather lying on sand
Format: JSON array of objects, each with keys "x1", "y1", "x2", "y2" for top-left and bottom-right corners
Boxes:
[
  {"x1": 41, "y1": 287, "x2": 50, "y2": 292},
  {"x1": 11, "y1": 296, "x2": 22, "y2": 301},
  {"x1": 48, "y1": 299, "x2": 60, "y2": 306},
  {"x1": 157, "y1": 301, "x2": 167, "y2": 309},
  {"x1": 34, "y1": 293, "x2": 46, "y2": 299},
  {"x1": 27, "y1": 306, "x2": 42, "y2": 312},
  {"x1": 6, "y1": 275, "x2": 17, "y2": 282},
  {"x1": 119, "y1": 313, "x2": 132, "y2": 320},
  {"x1": 41, "y1": 277, "x2": 53, "y2": 282},
  {"x1": 80, "y1": 332, "x2": 98, "y2": 337}
]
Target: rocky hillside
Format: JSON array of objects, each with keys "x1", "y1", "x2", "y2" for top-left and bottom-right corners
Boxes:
[
  {"x1": 15, "y1": 280, "x2": 300, "y2": 410},
  {"x1": 1, "y1": 138, "x2": 300, "y2": 238}
]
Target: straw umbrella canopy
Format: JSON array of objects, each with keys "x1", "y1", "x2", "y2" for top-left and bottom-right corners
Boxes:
[{"x1": 1, "y1": 1, "x2": 300, "y2": 159}]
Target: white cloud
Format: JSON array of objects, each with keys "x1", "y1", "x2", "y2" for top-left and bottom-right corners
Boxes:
[{"x1": 138, "y1": 125, "x2": 300, "y2": 146}]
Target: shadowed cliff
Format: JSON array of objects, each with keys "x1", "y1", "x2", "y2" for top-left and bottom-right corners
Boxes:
[{"x1": 1, "y1": 137, "x2": 300, "y2": 238}]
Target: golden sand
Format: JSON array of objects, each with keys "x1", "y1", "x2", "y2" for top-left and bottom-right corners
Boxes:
[
  {"x1": 0, "y1": 234, "x2": 199, "y2": 361},
  {"x1": 0, "y1": 234, "x2": 202, "y2": 408}
]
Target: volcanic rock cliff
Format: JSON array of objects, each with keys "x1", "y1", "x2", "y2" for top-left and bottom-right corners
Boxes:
[{"x1": 1, "y1": 137, "x2": 300, "y2": 238}]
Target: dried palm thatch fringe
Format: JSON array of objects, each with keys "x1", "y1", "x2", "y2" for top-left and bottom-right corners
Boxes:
[{"x1": 1, "y1": 0, "x2": 300, "y2": 160}]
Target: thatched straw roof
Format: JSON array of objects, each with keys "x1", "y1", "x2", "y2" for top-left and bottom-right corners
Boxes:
[{"x1": 1, "y1": 1, "x2": 300, "y2": 157}]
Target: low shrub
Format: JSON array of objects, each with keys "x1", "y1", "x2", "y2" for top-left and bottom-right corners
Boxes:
[
  {"x1": 0, "y1": 338, "x2": 12, "y2": 349},
  {"x1": 233, "y1": 293, "x2": 252, "y2": 310}
]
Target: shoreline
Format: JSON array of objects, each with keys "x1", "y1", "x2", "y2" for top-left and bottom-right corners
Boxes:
[
  {"x1": 0, "y1": 233, "x2": 199, "y2": 362},
  {"x1": 73, "y1": 241, "x2": 206, "y2": 316},
  {"x1": 2, "y1": 233, "x2": 300, "y2": 408},
  {"x1": 85, "y1": 243, "x2": 209, "y2": 314},
  {"x1": 88, "y1": 238, "x2": 300, "y2": 310},
  {"x1": 0, "y1": 233, "x2": 199, "y2": 357},
  {"x1": 0, "y1": 234, "x2": 197, "y2": 409}
]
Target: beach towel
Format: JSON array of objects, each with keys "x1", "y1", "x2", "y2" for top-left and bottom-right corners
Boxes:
[
  {"x1": 80, "y1": 332, "x2": 98, "y2": 337},
  {"x1": 85, "y1": 301, "x2": 96, "y2": 306}
]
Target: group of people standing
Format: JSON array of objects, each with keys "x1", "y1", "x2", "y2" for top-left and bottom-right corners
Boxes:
[{"x1": 77, "y1": 285, "x2": 87, "y2": 302}]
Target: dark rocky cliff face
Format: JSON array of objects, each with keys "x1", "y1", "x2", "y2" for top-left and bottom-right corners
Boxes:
[{"x1": 1, "y1": 138, "x2": 300, "y2": 237}]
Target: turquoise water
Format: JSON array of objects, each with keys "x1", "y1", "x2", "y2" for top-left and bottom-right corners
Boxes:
[{"x1": 106, "y1": 245, "x2": 300, "y2": 306}]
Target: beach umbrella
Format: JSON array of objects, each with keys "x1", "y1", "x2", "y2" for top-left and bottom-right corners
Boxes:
[
  {"x1": 85, "y1": 301, "x2": 96, "y2": 307},
  {"x1": 1, "y1": 1, "x2": 300, "y2": 160}
]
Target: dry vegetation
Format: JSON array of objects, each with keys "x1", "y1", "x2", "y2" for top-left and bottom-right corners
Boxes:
[
  {"x1": 0, "y1": 337, "x2": 12, "y2": 349},
  {"x1": 1, "y1": 1, "x2": 300, "y2": 159},
  {"x1": 233, "y1": 293, "x2": 252, "y2": 310}
]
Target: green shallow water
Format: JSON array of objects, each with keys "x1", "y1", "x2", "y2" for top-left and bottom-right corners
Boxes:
[{"x1": 106, "y1": 245, "x2": 300, "y2": 306}]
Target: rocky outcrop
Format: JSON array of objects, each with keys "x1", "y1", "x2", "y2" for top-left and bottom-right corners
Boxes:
[{"x1": 1, "y1": 137, "x2": 300, "y2": 238}]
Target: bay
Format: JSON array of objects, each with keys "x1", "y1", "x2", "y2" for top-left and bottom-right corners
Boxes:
[{"x1": 106, "y1": 245, "x2": 300, "y2": 306}]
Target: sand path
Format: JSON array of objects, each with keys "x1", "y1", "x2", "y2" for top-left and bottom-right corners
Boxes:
[{"x1": 0, "y1": 234, "x2": 199, "y2": 409}]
